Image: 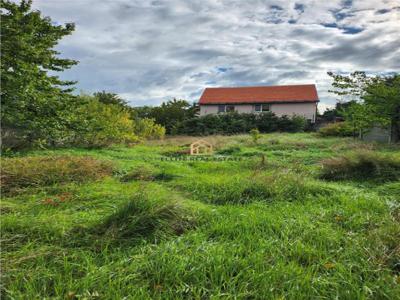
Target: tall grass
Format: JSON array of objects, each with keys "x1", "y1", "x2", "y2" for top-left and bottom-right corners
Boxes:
[
  {"x1": 94, "y1": 190, "x2": 197, "y2": 243},
  {"x1": 178, "y1": 173, "x2": 335, "y2": 205},
  {"x1": 320, "y1": 151, "x2": 400, "y2": 181},
  {"x1": 1, "y1": 155, "x2": 114, "y2": 194}
]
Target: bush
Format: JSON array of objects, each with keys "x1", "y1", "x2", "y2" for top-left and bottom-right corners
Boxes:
[
  {"x1": 318, "y1": 122, "x2": 353, "y2": 137},
  {"x1": 320, "y1": 151, "x2": 400, "y2": 181},
  {"x1": 174, "y1": 112, "x2": 308, "y2": 136},
  {"x1": 134, "y1": 118, "x2": 166, "y2": 140},
  {"x1": 69, "y1": 99, "x2": 139, "y2": 147},
  {"x1": 1, "y1": 155, "x2": 114, "y2": 194}
]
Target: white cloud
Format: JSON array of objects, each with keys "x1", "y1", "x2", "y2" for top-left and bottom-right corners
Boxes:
[{"x1": 32, "y1": 0, "x2": 400, "y2": 107}]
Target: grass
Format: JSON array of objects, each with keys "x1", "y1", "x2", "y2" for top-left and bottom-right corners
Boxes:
[
  {"x1": 1, "y1": 133, "x2": 400, "y2": 299},
  {"x1": 320, "y1": 151, "x2": 400, "y2": 182}
]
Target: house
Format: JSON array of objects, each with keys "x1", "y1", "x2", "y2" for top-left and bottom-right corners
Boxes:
[{"x1": 198, "y1": 84, "x2": 319, "y2": 123}]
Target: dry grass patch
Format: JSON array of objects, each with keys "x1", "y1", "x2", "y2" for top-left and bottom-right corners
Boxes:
[{"x1": 1, "y1": 155, "x2": 114, "y2": 194}]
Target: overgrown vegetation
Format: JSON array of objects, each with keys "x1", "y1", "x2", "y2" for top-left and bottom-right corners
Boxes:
[
  {"x1": 318, "y1": 122, "x2": 354, "y2": 137},
  {"x1": 2, "y1": 133, "x2": 399, "y2": 299},
  {"x1": 320, "y1": 151, "x2": 400, "y2": 182},
  {"x1": 1, "y1": 155, "x2": 114, "y2": 194}
]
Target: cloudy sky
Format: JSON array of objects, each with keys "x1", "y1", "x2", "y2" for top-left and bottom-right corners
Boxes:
[{"x1": 32, "y1": 0, "x2": 399, "y2": 110}]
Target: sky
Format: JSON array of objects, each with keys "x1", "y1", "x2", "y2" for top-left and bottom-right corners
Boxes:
[{"x1": 32, "y1": 0, "x2": 400, "y2": 111}]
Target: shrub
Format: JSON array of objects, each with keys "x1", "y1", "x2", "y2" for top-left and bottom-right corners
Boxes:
[
  {"x1": 174, "y1": 112, "x2": 309, "y2": 136},
  {"x1": 318, "y1": 122, "x2": 353, "y2": 137},
  {"x1": 70, "y1": 99, "x2": 139, "y2": 147},
  {"x1": 134, "y1": 118, "x2": 166, "y2": 140},
  {"x1": 1, "y1": 155, "x2": 114, "y2": 193},
  {"x1": 320, "y1": 151, "x2": 400, "y2": 181}
]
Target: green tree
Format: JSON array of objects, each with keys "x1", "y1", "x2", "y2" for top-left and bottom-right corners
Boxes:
[
  {"x1": 364, "y1": 74, "x2": 400, "y2": 141},
  {"x1": 93, "y1": 91, "x2": 128, "y2": 108},
  {"x1": 328, "y1": 71, "x2": 380, "y2": 137},
  {"x1": 134, "y1": 99, "x2": 198, "y2": 134},
  {"x1": 1, "y1": 0, "x2": 78, "y2": 146}
]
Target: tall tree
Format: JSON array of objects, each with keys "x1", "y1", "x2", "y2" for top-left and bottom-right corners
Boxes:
[
  {"x1": 1, "y1": 0, "x2": 78, "y2": 145},
  {"x1": 364, "y1": 74, "x2": 400, "y2": 142},
  {"x1": 93, "y1": 91, "x2": 128, "y2": 108}
]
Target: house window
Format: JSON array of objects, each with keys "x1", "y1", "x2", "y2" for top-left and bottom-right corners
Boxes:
[
  {"x1": 226, "y1": 105, "x2": 235, "y2": 112},
  {"x1": 218, "y1": 105, "x2": 225, "y2": 113},
  {"x1": 262, "y1": 104, "x2": 270, "y2": 112},
  {"x1": 254, "y1": 104, "x2": 270, "y2": 112}
]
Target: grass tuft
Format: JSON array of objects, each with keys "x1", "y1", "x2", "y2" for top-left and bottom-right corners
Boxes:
[{"x1": 92, "y1": 190, "x2": 196, "y2": 244}]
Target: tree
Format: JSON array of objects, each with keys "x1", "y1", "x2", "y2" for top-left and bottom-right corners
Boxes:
[
  {"x1": 320, "y1": 101, "x2": 356, "y2": 122},
  {"x1": 134, "y1": 99, "x2": 198, "y2": 134},
  {"x1": 328, "y1": 71, "x2": 400, "y2": 141},
  {"x1": 327, "y1": 71, "x2": 375, "y2": 135},
  {"x1": 364, "y1": 74, "x2": 400, "y2": 141},
  {"x1": 1, "y1": 0, "x2": 78, "y2": 146},
  {"x1": 93, "y1": 91, "x2": 128, "y2": 108}
]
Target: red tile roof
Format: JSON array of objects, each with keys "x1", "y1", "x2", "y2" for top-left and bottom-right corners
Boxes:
[{"x1": 199, "y1": 84, "x2": 319, "y2": 104}]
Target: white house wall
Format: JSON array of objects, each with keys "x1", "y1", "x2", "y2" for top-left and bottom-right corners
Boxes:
[
  {"x1": 199, "y1": 103, "x2": 317, "y2": 122},
  {"x1": 270, "y1": 103, "x2": 317, "y2": 122}
]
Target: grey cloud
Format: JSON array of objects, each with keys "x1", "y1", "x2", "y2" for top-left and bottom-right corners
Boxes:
[{"x1": 32, "y1": 0, "x2": 399, "y2": 108}]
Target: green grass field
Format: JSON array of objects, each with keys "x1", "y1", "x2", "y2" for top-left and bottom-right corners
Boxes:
[{"x1": 2, "y1": 133, "x2": 400, "y2": 299}]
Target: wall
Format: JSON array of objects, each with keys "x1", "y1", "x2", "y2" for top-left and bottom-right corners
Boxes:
[
  {"x1": 199, "y1": 102, "x2": 317, "y2": 122},
  {"x1": 270, "y1": 103, "x2": 317, "y2": 122}
]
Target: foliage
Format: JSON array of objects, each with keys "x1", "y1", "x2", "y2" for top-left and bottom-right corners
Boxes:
[
  {"x1": 250, "y1": 128, "x2": 261, "y2": 143},
  {"x1": 320, "y1": 151, "x2": 400, "y2": 181},
  {"x1": 93, "y1": 90, "x2": 128, "y2": 108},
  {"x1": 1, "y1": 155, "x2": 114, "y2": 194},
  {"x1": 69, "y1": 97, "x2": 139, "y2": 147},
  {"x1": 363, "y1": 74, "x2": 400, "y2": 141},
  {"x1": 134, "y1": 99, "x2": 198, "y2": 134},
  {"x1": 134, "y1": 118, "x2": 166, "y2": 140},
  {"x1": 328, "y1": 72, "x2": 400, "y2": 141},
  {"x1": 318, "y1": 122, "x2": 354, "y2": 137},
  {"x1": 319, "y1": 101, "x2": 355, "y2": 122},
  {"x1": 1, "y1": 0, "x2": 78, "y2": 146},
  {"x1": 175, "y1": 112, "x2": 308, "y2": 135}
]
